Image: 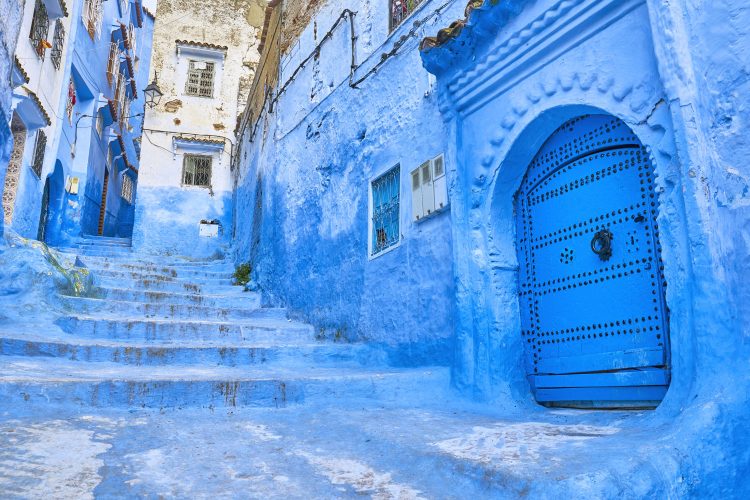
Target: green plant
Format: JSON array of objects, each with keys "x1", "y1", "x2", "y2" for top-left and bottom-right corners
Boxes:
[{"x1": 233, "y1": 263, "x2": 252, "y2": 286}]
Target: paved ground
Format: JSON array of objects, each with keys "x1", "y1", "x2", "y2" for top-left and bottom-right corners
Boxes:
[{"x1": 0, "y1": 401, "x2": 676, "y2": 499}]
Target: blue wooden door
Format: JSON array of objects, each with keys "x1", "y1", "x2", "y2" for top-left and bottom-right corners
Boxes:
[{"x1": 515, "y1": 114, "x2": 670, "y2": 408}]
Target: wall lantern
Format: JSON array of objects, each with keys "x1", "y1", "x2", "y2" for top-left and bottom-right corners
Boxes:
[{"x1": 143, "y1": 72, "x2": 163, "y2": 108}]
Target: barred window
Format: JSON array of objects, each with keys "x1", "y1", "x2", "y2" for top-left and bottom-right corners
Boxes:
[
  {"x1": 31, "y1": 130, "x2": 47, "y2": 178},
  {"x1": 370, "y1": 165, "x2": 401, "y2": 256},
  {"x1": 390, "y1": 0, "x2": 423, "y2": 32},
  {"x1": 182, "y1": 155, "x2": 212, "y2": 187},
  {"x1": 30, "y1": 0, "x2": 50, "y2": 59},
  {"x1": 185, "y1": 60, "x2": 215, "y2": 98},
  {"x1": 82, "y1": 0, "x2": 103, "y2": 40},
  {"x1": 66, "y1": 78, "x2": 76, "y2": 124},
  {"x1": 95, "y1": 111, "x2": 104, "y2": 137},
  {"x1": 106, "y1": 38, "x2": 119, "y2": 86},
  {"x1": 121, "y1": 175, "x2": 135, "y2": 204},
  {"x1": 50, "y1": 20, "x2": 65, "y2": 69}
]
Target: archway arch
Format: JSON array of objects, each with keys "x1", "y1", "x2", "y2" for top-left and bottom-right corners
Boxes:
[{"x1": 506, "y1": 112, "x2": 671, "y2": 408}]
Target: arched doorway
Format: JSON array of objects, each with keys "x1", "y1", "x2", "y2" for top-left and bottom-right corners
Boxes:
[
  {"x1": 37, "y1": 162, "x2": 65, "y2": 244},
  {"x1": 515, "y1": 114, "x2": 670, "y2": 408}
]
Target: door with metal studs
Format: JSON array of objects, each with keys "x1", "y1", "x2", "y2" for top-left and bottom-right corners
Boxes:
[{"x1": 515, "y1": 114, "x2": 670, "y2": 408}]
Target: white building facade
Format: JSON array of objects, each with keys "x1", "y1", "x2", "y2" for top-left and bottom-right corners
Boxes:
[{"x1": 132, "y1": 0, "x2": 264, "y2": 258}]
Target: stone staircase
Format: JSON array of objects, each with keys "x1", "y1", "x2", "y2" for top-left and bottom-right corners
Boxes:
[{"x1": 0, "y1": 236, "x2": 448, "y2": 411}]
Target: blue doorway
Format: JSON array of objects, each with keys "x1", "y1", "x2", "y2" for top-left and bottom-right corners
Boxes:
[{"x1": 515, "y1": 114, "x2": 670, "y2": 408}]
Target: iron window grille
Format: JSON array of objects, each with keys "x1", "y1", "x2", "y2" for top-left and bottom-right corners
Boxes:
[
  {"x1": 66, "y1": 77, "x2": 75, "y2": 123},
  {"x1": 106, "y1": 39, "x2": 119, "y2": 86},
  {"x1": 390, "y1": 0, "x2": 423, "y2": 32},
  {"x1": 30, "y1": 0, "x2": 50, "y2": 59},
  {"x1": 82, "y1": 0, "x2": 103, "y2": 40},
  {"x1": 182, "y1": 155, "x2": 212, "y2": 187},
  {"x1": 371, "y1": 165, "x2": 401, "y2": 255},
  {"x1": 31, "y1": 130, "x2": 47, "y2": 178},
  {"x1": 50, "y1": 19, "x2": 65, "y2": 69},
  {"x1": 128, "y1": 22, "x2": 137, "y2": 56},
  {"x1": 95, "y1": 111, "x2": 104, "y2": 137},
  {"x1": 185, "y1": 60, "x2": 215, "y2": 98},
  {"x1": 121, "y1": 175, "x2": 134, "y2": 204}
]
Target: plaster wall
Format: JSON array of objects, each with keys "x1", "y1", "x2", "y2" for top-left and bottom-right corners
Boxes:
[
  {"x1": 234, "y1": 0, "x2": 467, "y2": 363},
  {"x1": 0, "y1": 0, "x2": 24, "y2": 239},
  {"x1": 133, "y1": 0, "x2": 263, "y2": 258},
  {"x1": 418, "y1": 0, "x2": 749, "y2": 493},
  {"x1": 5, "y1": 0, "x2": 75, "y2": 240}
]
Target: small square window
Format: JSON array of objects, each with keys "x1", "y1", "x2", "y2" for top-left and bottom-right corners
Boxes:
[
  {"x1": 185, "y1": 60, "x2": 215, "y2": 98},
  {"x1": 370, "y1": 165, "x2": 401, "y2": 256},
  {"x1": 182, "y1": 154, "x2": 212, "y2": 187}
]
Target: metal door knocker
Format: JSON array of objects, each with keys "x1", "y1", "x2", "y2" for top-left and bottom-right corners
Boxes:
[{"x1": 591, "y1": 229, "x2": 613, "y2": 261}]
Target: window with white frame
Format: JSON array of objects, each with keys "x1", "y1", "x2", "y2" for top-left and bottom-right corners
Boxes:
[
  {"x1": 121, "y1": 174, "x2": 134, "y2": 204},
  {"x1": 82, "y1": 0, "x2": 103, "y2": 40},
  {"x1": 185, "y1": 60, "x2": 215, "y2": 98},
  {"x1": 182, "y1": 154, "x2": 212, "y2": 187},
  {"x1": 370, "y1": 165, "x2": 401, "y2": 256},
  {"x1": 29, "y1": 0, "x2": 50, "y2": 59},
  {"x1": 411, "y1": 154, "x2": 448, "y2": 222}
]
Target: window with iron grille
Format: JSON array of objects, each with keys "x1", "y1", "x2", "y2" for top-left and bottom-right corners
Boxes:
[
  {"x1": 121, "y1": 175, "x2": 135, "y2": 204},
  {"x1": 66, "y1": 77, "x2": 75, "y2": 124},
  {"x1": 95, "y1": 111, "x2": 104, "y2": 137},
  {"x1": 182, "y1": 155, "x2": 212, "y2": 187},
  {"x1": 50, "y1": 20, "x2": 65, "y2": 69},
  {"x1": 29, "y1": 0, "x2": 50, "y2": 59},
  {"x1": 82, "y1": 0, "x2": 103, "y2": 40},
  {"x1": 370, "y1": 165, "x2": 401, "y2": 256},
  {"x1": 106, "y1": 38, "x2": 119, "y2": 86},
  {"x1": 31, "y1": 130, "x2": 47, "y2": 178},
  {"x1": 390, "y1": 0, "x2": 423, "y2": 32},
  {"x1": 185, "y1": 61, "x2": 215, "y2": 98}
]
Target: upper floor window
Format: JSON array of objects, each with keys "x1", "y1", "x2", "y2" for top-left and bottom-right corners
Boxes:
[
  {"x1": 66, "y1": 78, "x2": 76, "y2": 124},
  {"x1": 31, "y1": 130, "x2": 47, "y2": 178},
  {"x1": 50, "y1": 19, "x2": 65, "y2": 69},
  {"x1": 106, "y1": 37, "x2": 119, "y2": 86},
  {"x1": 95, "y1": 110, "x2": 104, "y2": 137},
  {"x1": 30, "y1": 0, "x2": 50, "y2": 59},
  {"x1": 370, "y1": 165, "x2": 401, "y2": 256},
  {"x1": 182, "y1": 154, "x2": 212, "y2": 187},
  {"x1": 185, "y1": 60, "x2": 215, "y2": 98},
  {"x1": 121, "y1": 174, "x2": 135, "y2": 204},
  {"x1": 390, "y1": 0, "x2": 423, "y2": 32},
  {"x1": 82, "y1": 0, "x2": 103, "y2": 40}
]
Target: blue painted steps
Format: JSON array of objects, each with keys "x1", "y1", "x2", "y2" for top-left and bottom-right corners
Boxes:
[{"x1": 0, "y1": 246, "x2": 447, "y2": 410}]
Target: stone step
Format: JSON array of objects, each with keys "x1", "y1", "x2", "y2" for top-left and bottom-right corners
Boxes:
[
  {"x1": 56, "y1": 246, "x2": 135, "y2": 258},
  {"x1": 55, "y1": 252, "x2": 235, "y2": 271},
  {"x1": 75, "y1": 239, "x2": 133, "y2": 248},
  {"x1": 92, "y1": 269, "x2": 235, "y2": 286},
  {"x1": 94, "y1": 286, "x2": 262, "y2": 308},
  {"x1": 59, "y1": 296, "x2": 281, "y2": 320},
  {"x1": 55, "y1": 315, "x2": 314, "y2": 343},
  {"x1": 81, "y1": 262, "x2": 235, "y2": 280},
  {"x1": 0, "y1": 332, "x2": 385, "y2": 367},
  {"x1": 0, "y1": 356, "x2": 449, "y2": 409},
  {"x1": 94, "y1": 275, "x2": 242, "y2": 294}
]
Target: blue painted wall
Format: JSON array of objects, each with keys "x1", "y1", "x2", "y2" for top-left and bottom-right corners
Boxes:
[
  {"x1": 0, "y1": 0, "x2": 25, "y2": 240},
  {"x1": 233, "y1": 0, "x2": 466, "y2": 365}
]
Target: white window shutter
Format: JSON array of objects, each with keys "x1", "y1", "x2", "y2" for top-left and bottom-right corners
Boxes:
[
  {"x1": 421, "y1": 161, "x2": 435, "y2": 216},
  {"x1": 411, "y1": 168, "x2": 423, "y2": 221},
  {"x1": 432, "y1": 154, "x2": 448, "y2": 210}
]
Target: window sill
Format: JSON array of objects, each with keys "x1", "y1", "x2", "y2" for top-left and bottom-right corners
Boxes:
[{"x1": 368, "y1": 239, "x2": 402, "y2": 261}]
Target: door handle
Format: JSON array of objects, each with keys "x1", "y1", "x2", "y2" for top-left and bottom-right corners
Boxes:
[{"x1": 591, "y1": 229, "x2": 613, "y2": 261}]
